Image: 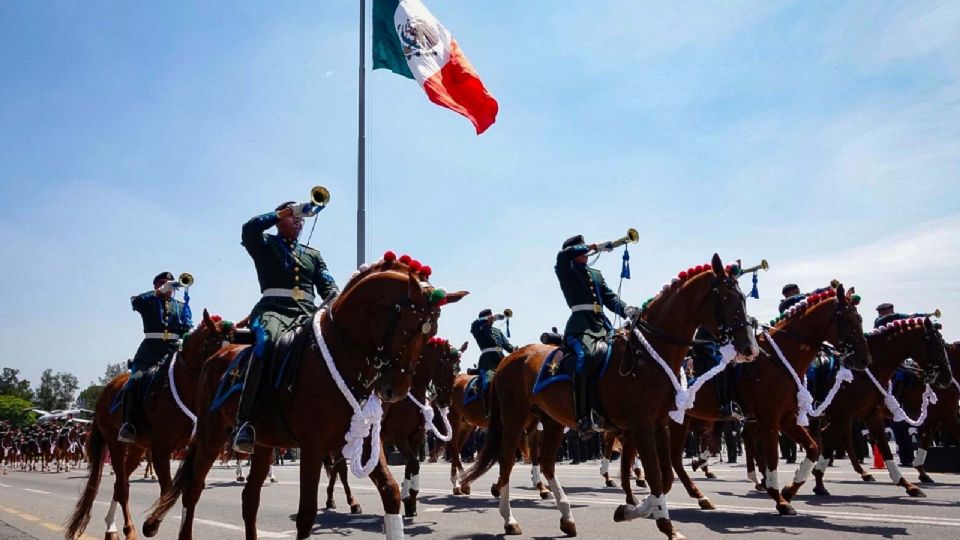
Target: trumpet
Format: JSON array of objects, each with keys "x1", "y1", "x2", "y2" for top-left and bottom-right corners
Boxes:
[
  {"x1": 311, "y1": 185, "x2": 331, "y2": 207},
  {"x1": 494, "y1": 309, "x2": 513, "y2": 321},
  {"x1": 178, "y1": 272, "x2": 194, "y2": 288},
  {"x1": 590, "y1": 228, "x2": 639, "y2": 254},
  {"x1": 740, "y1": 259, "x2": 769, "y2": 274},
  {"x1": 919, "y1": 308, "x2": 942, "y2": 318}
]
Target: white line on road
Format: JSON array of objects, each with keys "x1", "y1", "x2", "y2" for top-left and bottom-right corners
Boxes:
[
  {"x1": 23, "y1": 488, "x2": 51, "y2": 494},
  {"x1": 0, "y1": 482, "x2": 10, "y2": 487},
  {"x1": 172, "y1": 514, "x2": 291, "y2": 538}
]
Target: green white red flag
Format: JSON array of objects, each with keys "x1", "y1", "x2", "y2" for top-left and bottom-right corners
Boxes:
[{"x1": 372, "y1": 0, "x2": 498, "y2": 134}]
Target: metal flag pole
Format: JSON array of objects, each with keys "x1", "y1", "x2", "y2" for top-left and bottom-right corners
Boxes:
[{"x1": 356, "y1": 0, "x2": 367, "y2": 268}]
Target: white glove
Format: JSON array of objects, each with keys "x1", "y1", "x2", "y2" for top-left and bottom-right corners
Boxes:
[
  {"x1": 291, "y1": 202, "x2": 321, "y2": 218},
  {"x1": 157, "y1": 281, "x2": 179, "y2": 294},
  {"x1": 624, "y1": 306, "x2": 639, "y2": 319},
  {"x1": 601, "y1": 241, "x2": 615, "y2": 253}
]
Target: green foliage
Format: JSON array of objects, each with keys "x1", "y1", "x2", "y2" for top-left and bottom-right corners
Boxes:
[
  {"x1": 98, "y1": 362, "x2": 127, "y2": 385},
  {"x1": 34, "y1": 369, "x2": 80, "y2": 411},
  {"x1": 0, "y1": 367, "x2": 34, "y2": 401},
  {"x1": 77, "y1": 384, "x2": 106, "y2": 410},
  {"x1": 0, "y1": 394, "x2": 36, "y2": 427}
]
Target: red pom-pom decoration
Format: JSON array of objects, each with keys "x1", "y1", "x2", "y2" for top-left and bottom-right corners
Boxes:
[
  {"x1": 409, "y1": 260, "x2": 422, "y2": 272},
  {"x1": 420, "y1": 265, "x2": 432, "y2": 278},
  {"x1": 383, "y1": 250, "x2": 397, "y2": 262},
  {"x1": 399, "y1": 254, "x2": 412, "y2": 264},
  {"x1": 826, "y1": 289, "x2": 836, "y2": 297},
  {"x1": 211, "y1": 315, "x2": 222, "y2": 322},
  {"x1": 678, "y1": 271, "x2": 688, "y2": 280}
]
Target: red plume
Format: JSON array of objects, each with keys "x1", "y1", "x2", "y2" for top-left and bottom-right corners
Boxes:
[
  {"x1": 678, "y1": 271, "x2": 688, "y2": 280},
  {"x1": 420, "y1": 265, "x2": 433, "y2": 278},
  {"x1": 399, "y1": 254, "x2": 412, "y2": 264},
  {"x1": 383, "y1": 250, "x2": 397, "y2": 262}
]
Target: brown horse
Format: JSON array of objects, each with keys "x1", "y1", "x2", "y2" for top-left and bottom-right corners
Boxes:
[
  {"x1": 64, "y1": 310, "x2": 235, "y2": 540},
  {"x1": 809, "y1": 317, "x2": 952, "y2": 498},
  {"x1": 661, "y1": 285, "x2": 870, "y2": 514},
  {"x1": 908, "y1": 341, "x2": 960, "y2": 483},
  {"x1": 600, "y1": 432, "x2": 645, "y2": 488},
  {"x1": 143, "y1": 255, "x2": 466, "y2": 540},
  {"x1": 324, "y1": 337, "x2": 466, "y2": 517},
  {"x1": 462, "y1": 254, "x2": 758, "y2": 539}
]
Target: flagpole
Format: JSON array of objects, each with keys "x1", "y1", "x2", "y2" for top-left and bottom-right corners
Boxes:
[{"x1": 356, "y1": 0, "x2": 367, "y2": 268}]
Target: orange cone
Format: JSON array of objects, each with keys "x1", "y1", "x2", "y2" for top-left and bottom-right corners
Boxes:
[{"x1": 871, "y1": 444, "x2": 886, "y2": 470}]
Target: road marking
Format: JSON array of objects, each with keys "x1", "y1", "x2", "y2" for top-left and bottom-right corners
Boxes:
[
  {"x1": 0, "y1": 482, "x2": 11, "y2": 487},
  {"x1": 172, "y1": 515, "x2": 290, "y2": 538},
  {"x1": 23, "y1": 488, "x2": 51, "y2": 494},
  {"x1": 41, "y1": 522, "x2": 62, "y2": 532}
]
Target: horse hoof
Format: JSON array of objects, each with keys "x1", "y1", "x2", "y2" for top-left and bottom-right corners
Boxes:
[
  {"x1": 919, "y1": 474, "x2": 935, "y2": 484},
  {"x1": 403, "y1": 498, "x2": 417, "y2": 518},
  {"x1": 560, "y1": 518, "x2": 577, "y2": 536},
  {"x1": 491, "y1": 484, "x2": 500, "y2": 498},
  {"x1": 142, "y1": 518, "x2": 160, "y2": 537},
  {"x1": 504, "y1": 523, "x2": 523, "y2": 535},
  {"x1": 452, "y1": 486, "x2": 462, "y2": 495},
  {"x1": 777, "y1": 503, "x2": 797, "y2": 516},
  {"x1": 105, "y1": 532, "x2": 121, "y2": 540},
  {"x1": 237, "y1": 476, "x2": 245, "y2": 483},
  {"x1": 460, "y1": 484, "x2": 471, "y2": 495},
  {"x1": 350, "y1": 504, "x2": 363, "y2": 515},
  {"x1": 325, "y1": 500, "x2": 336, "y2": 510},
  {"x1": 861, "y1": 474, "x2": 876, "y2": 482},
  {"x1": 698, "y1": 498, "x2": 716, "y2": 510},
  {"x1": 540, "y1": 490, "x2": 552, "y2": 500},
  {"x1": 613, "y1": 505, "x2": 627, "y2": 523},
  {"x1": 754, "y1": 483, "x2": 766, "y2": 492},
  {"x1": 908, "y1": 487, "x2": 926, "y2": 498},
  {"x1": 813, "y1": 486, "x2": 830, "y2": 496},
  {"x1": 705, "y1": 472, "x2": 717, "y2": 479},
  {"x1": 605, "y1": 479, "x2": 616, "y2": 488},
  {"x1": 656, "y1": 518, "x2": 679, "y2": 538},
  {"x1": 780, "y1": 485, "x2": 798, "y2": 503},
  {"x1": 635, "y1": 479, "x2": 647, "y2": 488}
]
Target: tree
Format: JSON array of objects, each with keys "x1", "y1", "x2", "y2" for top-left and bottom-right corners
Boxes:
[
  {"x1": 0, "y1": 394, "x2": 36, "y2": 427},
  {"x1": 0, "y1": 367, "x2": 33, "y2": 401},
  {"x1": 98, "y1": 362, "x2": 127, "y2": 385},
  {"x1": 76, "y1": 384, "x2": 106, "y2": 410},
  {"x1": 33, "y1": 369, "x2": 80, "y2": 411}
]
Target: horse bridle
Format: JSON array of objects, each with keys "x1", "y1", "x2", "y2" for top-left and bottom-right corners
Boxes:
[
  {"x1": 428, "y1": 349, "x2": 460, "y2": 407},
  {"x1": 919, "y1": 322, "x2": 949, "y2": 386},
  {"x1": 762, "y1": 300, "x2": 863, "y2": 368}
]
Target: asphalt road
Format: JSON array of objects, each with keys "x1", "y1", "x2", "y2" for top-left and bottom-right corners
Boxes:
[{"x1": 1, "y1": 457, "x2": 958, "y2": 539}]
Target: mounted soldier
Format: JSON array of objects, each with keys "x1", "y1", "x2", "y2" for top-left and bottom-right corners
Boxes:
[
  {"x1": 470, "y1": 308, "x2": 515, "y2": 416},
  {"x1": 688, "y1": 327, "x2": 741, "y2": 419},
  {"x1": 555, "y1": 234, "x2": 638, "y2": 436},
  {"x1": 232, "y1": 189, "x2": 339, "y2": 453},
  {"x1": 118, "y1": 271, "x2": 193, "y2": 443}
]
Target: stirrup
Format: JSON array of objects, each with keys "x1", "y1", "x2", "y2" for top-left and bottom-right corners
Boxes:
[
  {"x1": 117, "y1": 423, "x2": 136, "y2": 443},
  {"x1": 576, "y1": 416, "x2": 596, "y2": 439},
  {"x1": 232, "y1": 423, "x2": 256, "y2": 454}
]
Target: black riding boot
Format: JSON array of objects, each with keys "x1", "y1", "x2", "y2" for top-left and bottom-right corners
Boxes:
[
  {"x1": 574, "y1": 373, "x2": 595, "y2": 437},
  {"x1": 118, "y1": 381, "x2": 137, "y2": 443},
  {"x1": 716, "y1": 370, "x2": 741, "y2": 420},
  {"x1": 232, "y1": 356, "x2": 264, "y2": 453}
]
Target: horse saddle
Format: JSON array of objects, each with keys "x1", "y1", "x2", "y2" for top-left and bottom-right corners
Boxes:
[{"x1": 111, "y1": 353, "x2": 175, "y2": 414}]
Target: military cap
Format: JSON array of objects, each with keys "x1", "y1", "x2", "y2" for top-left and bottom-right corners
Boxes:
[
  {"x1": 782, "y1": 284, "x2": 800, "y2": 297},
  {"x1": 876, "y1": 303, "x2": 894, "y2": 313},
  {"x1": 478, "y1": 308, "x2": 493, "y2": 318},
  {"x1": 562, "y1": 235, "x2": 585, "y2": 249},
  {"x1": 152, "y1": 271, "x2": 174, "y2": 286},
  {"x1": 275, "y1": 201, "x2": 297, "y2": 211}
]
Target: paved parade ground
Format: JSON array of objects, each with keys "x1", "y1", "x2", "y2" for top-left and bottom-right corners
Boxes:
[{"x1": 1, "y1": 458, "x2": 959, "y2": 539}]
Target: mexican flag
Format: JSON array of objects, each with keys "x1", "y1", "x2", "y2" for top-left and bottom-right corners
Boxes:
[{"x1": 372, "y1": 0, "x2": 498, "y2": 134}]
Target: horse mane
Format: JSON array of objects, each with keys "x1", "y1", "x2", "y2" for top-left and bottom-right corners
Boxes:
[
  {"x1": 767, "y1": 288, "x2": 839, "y2": 328},
  {"x1": 866, "y1": 316, "x2": 929, "y2": 338},
  {"x1": 337, "y1": 250, "x2": 434, "y2": 299},
  {"x1": 639, "y1": 262, "x2": 737, "y2": 314}
]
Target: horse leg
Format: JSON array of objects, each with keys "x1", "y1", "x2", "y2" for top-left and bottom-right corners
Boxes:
[
  {"x1": 170, "y1": 437, "x2": 223, "y2": 540},
  {"x1": 670, "y1": 419, "x2": 714, "y2": 510},
  {"x1": 241, "y1": 448, "x2": 273, "y2": 540},
  {"x1": 779, "y1": 421, "x2": 821, "y2": 502},
  {"x1": 451, "y1": 423, "x2": 470, "y2": 495},
  {"x1": 236, "y1": 457, "x2": 245, "y2": 483},
  {"x1": 398, "y1": 439, "x2": 421, "y2": 518},
  {"x1": 338, "y1": 457, "x2": 362, "y2": 514},
  {"x1": 601, "y1": 432, "x2": 616, "y2": 488},
  {"x1": 294, "y1": 449, "x2": 323, "y2": 539},
  {"x1": 617, "y1": 437, "x2": 638, "y2": 506},
  {"x1": 865, "y1": 417, "x2": 925, "y2": 497},
  {"x1": 843, "y1": 423, "x2": 874, "y2": 482},
  {"x1": 741, "y1": 421, "x2": 763, "y2": 490},
  {"x1": 322, "y1": 456, "x2": 338, "y2": 510},
  {"x1": 535, "y1": 420, "x2": 575, "y2": 536},
  {"x1": 613, "y1": 424, "x2": 682, "y2": 539},
  {"x1": 366, "y1": 446, "x2": 403, "y2": 540},
  {"x1": 634, "y1": 454, "x2": 646, "y2": 488},
  {"x1": 119, "y1": 444, "x2": 146, "y2": 540},
  {"x1": 151, "y1": 447, "x2": 173, "y2": 496},
  {"x1": 758, "y1": 421, "x2": 795, "y2": 515}
]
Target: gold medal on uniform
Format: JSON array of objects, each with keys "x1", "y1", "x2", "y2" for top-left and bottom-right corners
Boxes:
[
  {"x1": 162, "y1": 331, "x2": 172, "y2": 340},
  {"x1": 292, "y1": 287, "x2": 304, "y2": 301},
  {"x1": 594, "y1": 304, "x2": 602, "y2": 313}
]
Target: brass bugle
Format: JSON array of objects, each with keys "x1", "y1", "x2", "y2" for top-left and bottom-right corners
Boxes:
[
  {"x1": 311, "y1": 185, "x2": 330, "y2": 207},
  {"x1": 591, "y1": 228, "x2": 639, "y2": 253},
  {"x1": 494, "y1": 309, "x2": 513, "y2": 321},
  {"x1": 178, "y1": 272, "x2": 194, "y2": 288},
  {"x1": 740, "y1": 259, "x2": 769, "y2": 274},
  {"x1": 920, "y1": 308, "x2": 942, "y2": 318}
]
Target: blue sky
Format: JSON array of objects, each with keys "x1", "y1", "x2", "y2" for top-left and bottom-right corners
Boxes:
[{"x1": 1, "y1": 1, "x2": 958, "y2": 390}]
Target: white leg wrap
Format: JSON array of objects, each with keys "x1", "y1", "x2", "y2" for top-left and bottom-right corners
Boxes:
[
  {"x1": 236, "y1": 461, "x2": 243, "y2": 478},
  {"x1": 885, "y1": 460, "x2": 903, "y2": 484},
  {"x1": 747, "y1": 470, "x2": 758, "y2": 483},
  {"x1": 651, "y1": 494, "x2": 670, "y2": 520},
  {"x1": 499, "y1": 483, "x2": 517, "y2": 525},
  {"x1": 548, "y1": 477, "x2": 573, "y2": 521},
  {"x1": 766, "y1": 470, "x2": 780, "y2": 490},
  {"x1": 699, "y1": 449, "x2": 711, "y2": 461},
  {"x1": 622, "y1": 494, "x2": 657, "y2": 521},
  {"x1": 793, "y1": 458, "x2": 815, "y2": 484},
  {"x1": 410, "y1": 474, "x2": 420, "y2": 492},
  {"x1": 400, "y1": 478, "x2": 411, "y2": 499},
  {"x1": 450, "y1": 474, "x2": 459, "y2": 487},
  {"x1": 531, "y1": 464, "x2": 542, "y2": 486},
  {"x1": 914, "y1": 448, "x2": 927, "y2": 467},
  {"x1": 384, "y1": 513, "x2": 404, "y2": 540},
  {"x1": 815, "y1": 455, "x2": 829, "y2": 472},
  {"x1": 634, "y1": 457, "x2": 642, "y2": 470},
  {"x1": 600, "y1": 458, "x2": 610, "y2": 476},
  {"x1": 104, "y1": 500, "x2": 119, "y2": 533}
]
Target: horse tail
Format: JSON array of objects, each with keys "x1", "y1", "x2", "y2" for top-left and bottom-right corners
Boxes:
[
  {"x1": 146, "y1": 442, "x2": 196, "y2": 524},
  {"x1": 459, "y1": 379, "x2": 503, "y2": 486},
  {"x1": 63, "y1": 423, "x2": 105, "y2": 539}
]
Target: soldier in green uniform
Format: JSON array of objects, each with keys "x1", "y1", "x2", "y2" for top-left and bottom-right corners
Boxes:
[
  {"x1": 555, "y1": 235, "x2": 637, "y2": 435},
  {"x1": 118, "y1": 272, "x2": 192, "y2": 443},
  {"x1": 232, "y1": 200, "x2": 339, "y2": 453},
  {"x1": 470, "y1": 309, "x2": 515, "y2": 416}
]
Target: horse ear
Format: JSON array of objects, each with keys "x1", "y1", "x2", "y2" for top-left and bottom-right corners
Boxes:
[
  {"x1": 202, "y1": 309, "x2": 213, "y2": 328},
  {"x1": 924, "y1": 317, "x2": 935, "y2": 330},
  {"x1": 711, "y1": 253, "x2": 724, "y2": 276},
  {"x1": 460, "y1": 341, "x2": 469, "y2": 353},
  {"x1": 443, "y1": 290, "x2": 470, "y2": 304},
  {"x1": 836, "y1": 284, "x2": 846, "y2": 305},
  {"x1": 408, "y1": 272, "x2": 425, "y2": 301}
]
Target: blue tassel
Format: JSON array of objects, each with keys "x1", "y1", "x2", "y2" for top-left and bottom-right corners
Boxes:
[
  {"x1": 506, "y1": 318, "x2": 511, "y2": 338},
  {"x1": 182, "y1": 288, "x2": 193, "y2": 327},
  {"x1": 252, "y1": 317, "x2": 267, "y2": 358},
  {"x1": 749, "y1": 272, "x2": 759, "y2": 299},
  {"x1": 621, "y1": 245, "x2": 631, "y2": 280}
]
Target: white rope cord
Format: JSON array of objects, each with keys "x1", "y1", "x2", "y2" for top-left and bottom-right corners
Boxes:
[
  {"x1": 864, "y1": 368, "x2": 938, "y2": 427},
  {"x1": 168, "y1": 352, "x2": 198, "y2": 437},
  {"x1": 406, "y1": 393, "x2": 453, "y2": 442},
  {"x1": 313, "y1": 309, "x2": 383, "y2": 478},
  {"x1": 763, "y1": 331, "x2": 852, "y2": 426},
  {"x1": 632, "y1": 328, "x2": 735, "y2": 424}
]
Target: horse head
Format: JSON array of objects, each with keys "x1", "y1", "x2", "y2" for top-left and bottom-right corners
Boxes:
[
  {"x1": 328, "y1": 252, "x2": 468, "y2": 403},
  {"x1": 693, "y1": 254, "x2": 759, "y2": 360},
  {"x1": 423, "y1": 338, "x2": 466, "y2": 409},
  {"x1": 868, "y1": 316, "x2": 951, "y2": 388},
  {"x1": 181, "y1": 309, "x2": 237, "y2": 373}
]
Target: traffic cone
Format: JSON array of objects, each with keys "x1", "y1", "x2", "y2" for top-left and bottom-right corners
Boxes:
[{"x1": 871, "y1": 444, "x2": 886, "y2": 470}]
